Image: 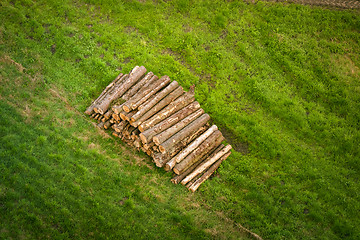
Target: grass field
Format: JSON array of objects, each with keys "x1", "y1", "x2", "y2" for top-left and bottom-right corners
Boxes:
[{"x1": 1, "y1": 0, "x2": 359, "y2": 239}]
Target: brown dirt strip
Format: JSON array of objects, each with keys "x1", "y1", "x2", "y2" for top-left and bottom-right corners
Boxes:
[{"x1": 247, "y1": 0, "x2": 360, "y2": 9}]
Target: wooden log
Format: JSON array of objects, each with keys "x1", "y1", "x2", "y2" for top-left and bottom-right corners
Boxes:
[
  {"x1": 132, "y1": 86, "x2": 184, "y2": 128},
  {"x1": 113, "y1": 121, "x2": 128, "y2": 133},
  {"x1": 112, "y1": 132, "x2": 119, "y2": 137},
  {"x1": 122, "y1": 72, "x2": 154, "y2": 101},
  {"x1": 153, "y1": 108, "x2": 205, "y2": 146},
  {"x1": 104, "y1": 120, "x2": 112, "y2": 129},
  {"x1": 137, "y1": 94, "x2": 156, "y2": 111},
  {"x1": 181, "y1": 144, "x2": 232, "y2": 185},
  {"x1": 165, "y1": 125, "x2": 218, "y2": 171},
  {"x1": 152, "y1": 125, "x2": 208, "y2": 168},
  {"x1": 90, "y1": 112, "x2": 97, "y2": 118},
  {"x1": 94, "y1": 113, "x2": 100, "y2": 120},
  {"x1": 131, "y1": 81, "x2": 180, "y2": 122},
  {"x1": 123, "y1": 75, "x2": 171, "y2": 112},
  {"x1": 139, "y1": 101, "x2": 201, "y2": 144},
  {"x1": 173, "y1": 130, "x2": 224, "y2": 175},
  {"x1": 158, "y1": 113, "x2": 210, "y2": 154},
  {"x1": 96, "y1": 66, "x2": 147, "y2": 114},
  {"x1": 188, "y1": 151, "x2": 232, "y2": 192},
  {"x1": 93, "y1": 74, "x2": 128, "y2": 113},
  {"x1": 97, "y1": 121, "x2": 105, "y2": 128},
  {"x1": 104, "y1": 109, "x2": 113, "y2": 120},
  {"x1": 171, "y1": 144, "x2": 224, "y2": 184},
  {"x1": 138, "y1": 85, "x2": 195, "y2": 132},
  {"x1": 85, "y1": 73, "x2": 124, "y2": 115}
]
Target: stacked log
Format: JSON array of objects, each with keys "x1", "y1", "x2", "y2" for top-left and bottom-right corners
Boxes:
[{"x1": 86, "y1": 66, "x2": 232, "y2": 192}]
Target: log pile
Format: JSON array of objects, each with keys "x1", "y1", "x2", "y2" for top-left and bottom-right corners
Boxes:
[{"x1": 85, "y1": 66, "x2": 232, "y2": 192}]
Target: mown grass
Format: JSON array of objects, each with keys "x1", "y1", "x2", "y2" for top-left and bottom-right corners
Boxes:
[{"x1": 1, "y1": 0, "x2": 359, "y2": 239}]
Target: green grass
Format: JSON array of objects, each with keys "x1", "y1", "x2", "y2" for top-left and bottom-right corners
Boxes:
[{"x1": 1, "y1": 0, "x2": 359, "y2": 239}]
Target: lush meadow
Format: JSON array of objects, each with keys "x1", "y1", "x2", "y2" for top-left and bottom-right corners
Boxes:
[{"x1": 1, "y1": 0, "x2": 359, "y2": 239}]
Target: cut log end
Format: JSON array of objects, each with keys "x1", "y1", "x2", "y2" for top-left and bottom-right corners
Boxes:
[
  {"x1": 153, "y1": 136, "x2": 160, "y2": 146},
  {"x1": 138, "y1": 125, "x2": 145, "y2": 132},
  {"x1": 159, "y1": 145, "x2": 166, "y2": 154},
  {"x1": 123, "y1": 105, "x2": 131, "y2": 113},
  {"x1": 139, "y1": 133, "x2": 147, "y2": 144}
]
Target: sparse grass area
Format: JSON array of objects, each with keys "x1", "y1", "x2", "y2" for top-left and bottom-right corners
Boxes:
[{"x1": 1, "y1": 0, "x2": 359, "y2": 239}]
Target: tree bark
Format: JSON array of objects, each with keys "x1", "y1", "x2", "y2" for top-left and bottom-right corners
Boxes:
[
  {"x1": 139, "y1": 101, "x2": 201, "y2": 144},
  {"x1": 96, "y1": 66, "x2": 146, "y2": 114},
  {"x1": 158, "y1": 113, "x2": 210, "y2": 154},
  {"x1": 188, "y1": 151, "x2": 232, "y2": 192},
  {"x1": 132, "y1": 86, "x2": 184, "y2": 128},
  {"x1": 171, "y1": 144, "x2": 224, "y2": 184},
  {"x1": 138, "y1": 85, "x2": 195, "y2": 132},
  {"x1": 173, "y1": 130, "x2": 224, "y2": 175},
  {"x1": 165, "y1": 125, "x2": 218, "y2": 171},
  {"x1": 131, "y1": 81, "x2": 180, "y2": 122},
  {"x1": 122, "y1": 72, "x2": 154, "y2": 100},
  {"x1": 137, "y1": 94, "x2": 156, "y2": 111},
  {"x1": 181, "y1": 144, "x2": 232, "y2": 185},
  {"x1": 122, "y1": 75, "x2": 170, "y2": 112},
  {"x1": 85, "y1": 73, "x2": 124, "y2": 115},
  {"x1": 153, "y1": 108, "x2": 205, "y2": 146}
]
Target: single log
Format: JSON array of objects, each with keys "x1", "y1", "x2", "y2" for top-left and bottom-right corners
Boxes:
[
  {"x1": 94, "y1": 113, "x2": 100, "y2": 120},
  {"x1": 171, "y1": 144, "x2": 224, "y2": 184},
  {"x1": 152, "y1": 125, "x2": 208, "y2": 168},
  {"x1": 181, "y1": 144, "x2": 232, "y2": 185},
  {"x1": 131, "y1": 81, "x2": 180, "y2": 122},
  {"x1": 138, "y1": 85, "x2": 195, "y2": 132},
  {"x1": 122, "y1": 72, "x2": 154, "y2": 100},
  {"x1": 93, "y1": 73, "x2": 128, "y2": 113},
  {"x1": 153, "y1": 108, "x2": 205, "y2": 146},
  {"x1": 158, "y1": 113, "x2": 210, "y2": 154},
  {"x1": 104, "y1": 120, "x2": 112, "y2": 129},
  {"x1": 139, "y1": 101, "x2": 201, "y2": 144},
  {"x1": 165, "y1": 125, "x2": 218, "y2": 171},
  {"x1": 84, "y1": 73, "x2": 123, "y2": 115},
  {"x1": 188, "y1": 151, "x2": 232, "y2": 192},
  {"x1": 96, "y1": 66, "x2": 147, "y2": 114},
  {"x1": 173, "y1": 130, "x2": 224, "y2": 175},
  {"x1": 112, "y1": 132, "x2": 119, "y2": 137},
  {"x1": 122, "y1": 75, "x2": 170, "y2": 112},
  {"x1": 132, "y1": 86, "x2": 184, "y2": 128}
]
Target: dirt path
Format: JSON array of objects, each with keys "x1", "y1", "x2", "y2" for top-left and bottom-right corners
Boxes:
[{"x1": 256, "y1": 0, "x2": 360, "y2": 9}]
